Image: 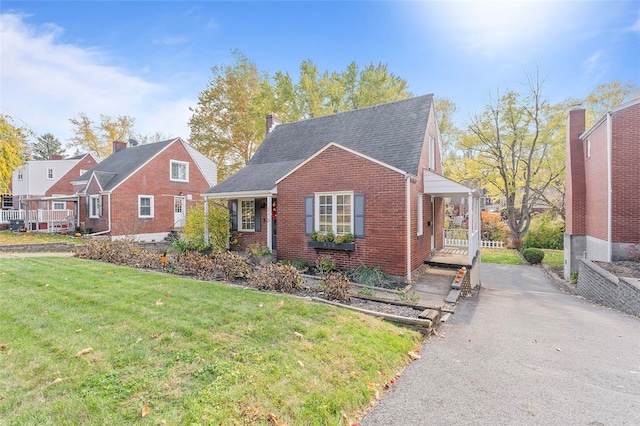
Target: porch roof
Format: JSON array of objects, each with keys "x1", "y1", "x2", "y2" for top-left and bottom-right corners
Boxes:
[
  {"x1": 423, "y1": 170, "x2": 481, "y2": 198},
  {"x1": 19, "y1": 194, "x2": 79, "y2": 202}
]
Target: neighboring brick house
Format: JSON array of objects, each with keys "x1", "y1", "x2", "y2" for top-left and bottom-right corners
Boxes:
[
  {"x1": 73, "y1": 138, "x2": 217, "y2": 241},
  {"x1": 204, "y1": 95, "x2": 480, "y2": 280},
  {"x1": 565, "y1": 98, "x2": 640, "y2": 278},
  {"x1": 1, "y1": 154, "x2": 98, "y2": 231}
]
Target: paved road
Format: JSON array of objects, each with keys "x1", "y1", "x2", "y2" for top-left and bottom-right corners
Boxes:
[{"x1": 362, "y1": 263, "x2": 640, "y2": 425}]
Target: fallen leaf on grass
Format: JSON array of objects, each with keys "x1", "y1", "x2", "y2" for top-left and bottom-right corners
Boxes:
[
  {"x1": 0, "y1": 343, "x2": 7, "y2": 350},
  {"x1": 298, "y1": 360, "x2": 305, "y2": 368},
  {"x1": 74, "y1": 347, "x2": 93, "y2": 357},
  {"x1": 155, "y1": 299, "x2": 164, "y2": 306},
  {"x1": 277, "y1": 300, "x2": 284, "y2": 308},
  {"x1": 75, "y1": 329, "x2": 82, "y2": 333},
  {"x1": 294, "y1": 332, "x2": 303, "y2": 339},
  {"x1": 151, "y1": 333, "x2": 162, "y2": 339},
  {"x1": 141, "y1": 406, "x2": 150, "y2": 417},
  {"x1": 46, "y1": 377, "x2": 65, "y2": 387},
  {"x1": 266, "y1": 412, "x2": 284, "y2": 425},
  {"x1": 136, "y1": 338, "x2": 143, "y2": 344},
  {"x1": 366, "y1": 382, "x2": 377, "y2": 391},
  {"x1": 0, "y1": 396, "x2": 5, "y2": 402},
  {"x1": 408, "y1": 351, "x2": 421, "y2": 360},
  {"x1": 340, "y1": 410, "x2": 352, "y2": 425}
]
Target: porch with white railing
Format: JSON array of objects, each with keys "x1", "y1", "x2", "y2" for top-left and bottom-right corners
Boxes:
[
  {"x1": 1, "y1": 209, "x2": 25, "y2": 222},
  {"x1": 1, "y1": 209, "x2": 75, "y2": 232},
  {"x1": 444, "y1": 228, "x2": 504, "y2": 249}
]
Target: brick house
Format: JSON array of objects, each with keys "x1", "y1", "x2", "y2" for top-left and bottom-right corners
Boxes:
[
  {"x1": 204, "y1": 95, "x2": 480, "y2": 281},
  {"x1": 73, "y1": 138, "x2": 217, "y2": 241},
  {"x1": 564, "y1": 98, "x2": 640, "y2": 278}
]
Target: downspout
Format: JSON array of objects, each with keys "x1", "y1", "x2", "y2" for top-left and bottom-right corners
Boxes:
[
  {"x1": 266, "y1": 195, "x2": 273, "y2": 251},
  {"x1": 406, "y1": 175, "x2": 412, "y2": 281},
  {"x1": 88, "y1": 192, "x2": 111, "y2": 237},
  {"x1": 607, "y1": 112, "x2": 612, "y2": 262}
]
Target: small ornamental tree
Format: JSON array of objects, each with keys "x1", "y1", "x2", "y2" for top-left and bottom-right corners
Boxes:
[{"x1": 183, "y1": 201, "x2": 230, "y2": 252}]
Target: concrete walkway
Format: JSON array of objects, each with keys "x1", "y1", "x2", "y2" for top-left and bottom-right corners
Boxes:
[{"x1": 361, "y1": 263, "x2": 640, "y2": 425}]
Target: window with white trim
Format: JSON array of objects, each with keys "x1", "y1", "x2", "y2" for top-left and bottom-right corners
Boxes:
[
  {"x1": 79, "y1": 169, "x2": 87, "y2": 176},
  {"x1": 139, "y1": 195, "x2": 154, "y2": 218},
  {"x1": 239, "y1": 199, "x2": 255, "y2": 231},
  {"x1": 89, "y1": 195, "x2": 102, "y2": 218},
  {"x1": 315, "y1": 192, "x2": 353, "y2": 234},
  {"x1": 417, "y1": 194, "x2": 423, "y2": 236},
  {"x1": 53, "y1": 201, "x2": 65, "y2": 210},
  {"x1": 170, "y1": 160, "x2": 189, "y2": 182},
  {"x1": 47, "y1": 168, "x2": 54, "y2": 180}
]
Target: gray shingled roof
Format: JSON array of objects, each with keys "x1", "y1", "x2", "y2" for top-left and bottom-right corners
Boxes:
[
  {"x1": 78, "y1": 139, "x2": 175, "y2": 191},
  {"x1": 207, "y1": 94, "x2": 433, "y2": 195}
]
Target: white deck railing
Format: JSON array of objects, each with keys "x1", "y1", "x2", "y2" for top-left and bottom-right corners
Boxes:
[
  {"x1": 444, "y1": 228, "x2": 504, "y2": 249},
  {"x1": 0, "y1": 210, "x2": 25, "y2": 222}
]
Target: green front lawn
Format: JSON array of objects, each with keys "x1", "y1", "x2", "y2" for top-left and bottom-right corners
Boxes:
[
  {"x1": 480, "y1": 248, "x2": 523, "y2": 265},
  {"x1": 0, "y1": 257, "x2": 422, "y2": 425},
  {"x1": 0, "y1": 230, "x2": 85, "y2": 245},
  {"x1": 542, "y1": 249, "x2": 564, "y2": 267}
]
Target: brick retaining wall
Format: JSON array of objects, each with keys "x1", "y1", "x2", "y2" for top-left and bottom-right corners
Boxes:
[{"x1": 577, "y1": 259, "x2": 640, "y2": 316}]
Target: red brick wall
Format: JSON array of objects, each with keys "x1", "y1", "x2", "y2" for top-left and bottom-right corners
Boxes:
[
  {"x1": 565, "y1": 109, "x2": 586, "y2": 235},
  {"x1": 583, "y1": 120, "x2": 609, "y2": 241},
  {"x1": 45, "y1": 155, "x2": 98, "y2": 210},
  {"x1": 610, "y1": 102, "x2": 640, "y2": 244},
  {"x1": 277, "y1": 145, "x2": 409, "y2": 276}
]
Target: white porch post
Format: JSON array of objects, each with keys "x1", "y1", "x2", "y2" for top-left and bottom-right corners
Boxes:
[
  {"x1": 468, "y1": 193, "x2": 474, "y2": 266},
  {"x1": 203, "y1": 197, "x2": 209, "y2": 247},
  {"x1": 266, "y1": 195, "x2": 273, "y2": 251}
]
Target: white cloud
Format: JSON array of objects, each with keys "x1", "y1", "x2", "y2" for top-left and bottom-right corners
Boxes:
[{"x1": 0, "y1": 13, "x2": 192, "y2": 148}]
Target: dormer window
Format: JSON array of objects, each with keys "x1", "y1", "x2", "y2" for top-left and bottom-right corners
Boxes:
[{"x1": 170, "y1": 160, "x2": 189, "y2": 182}]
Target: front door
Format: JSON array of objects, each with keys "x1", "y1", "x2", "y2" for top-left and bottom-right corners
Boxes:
[{"x1": 174, "y1": 196, "x2": 186, "y2": 228}]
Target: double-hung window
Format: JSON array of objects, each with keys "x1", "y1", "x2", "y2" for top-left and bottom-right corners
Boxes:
[
  {"x1": 139, "y1": 195, "x2": 154, "y2": 218},
  {"x1": 239, "y1": 199, "x2": 255, "y2": 231},
  {"x1": 316, "y1": 192, "x2": 353, "y2": 234},
  {"x1": 47, "y1": 168, "x2": 54, "y2": 180},
  {"x1": 53, "y1": 201, "x2": 65, "y2": 210},
  {"x1": 170, "y1": 160, "x2": 189, "y2": 182},
  {"x1": 89, "y1": 195, "x2": 102, "y2": 218}
]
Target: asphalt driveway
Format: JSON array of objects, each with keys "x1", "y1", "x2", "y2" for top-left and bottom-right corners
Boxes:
[{"x1": 361, "y1": 263, "x2": 640, "y2": 425}]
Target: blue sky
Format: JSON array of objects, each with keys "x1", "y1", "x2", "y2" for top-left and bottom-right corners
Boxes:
[{"x1": 1, "y1": 1, "x2": 639, "y2": 149}]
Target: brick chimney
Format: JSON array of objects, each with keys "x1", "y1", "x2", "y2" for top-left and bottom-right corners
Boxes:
[
  {"x1": 565, "y1": 107, "x2": 586, "y2": 236},
  {"x1": 265, "y1": 113, "x2": 282, "y2": 134},
  {"x1": 112, "y1": 140, "x2": 127, "y2": 154},
  {"x1": 49, "y1": 154, "x2": 63, "y2": 160}
]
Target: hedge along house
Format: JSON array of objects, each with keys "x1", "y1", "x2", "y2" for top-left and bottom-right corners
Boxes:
[
  {"x1": 72, "y1": 138, "x2": 217, "y2": 241},
  {"x1": 565, "y1": 98, "x2": 640, "y2": 278},
  {"x1": 203, "y1": 95, "x2": 481, "y2": 281}
]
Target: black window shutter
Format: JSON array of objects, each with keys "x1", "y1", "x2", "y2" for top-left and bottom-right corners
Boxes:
[
  {"x1": 354, "y1": 194, "x2": 365, "y2": 238},
  {"x1": 304, "y1": 195, "x2": 314, "y2": 235},
  {"x1": 254, "y1": 199, "x2": 261, "y2": 232},
  {"x1": 229, "y1": 200, "x2": 237, "y2": 231}
]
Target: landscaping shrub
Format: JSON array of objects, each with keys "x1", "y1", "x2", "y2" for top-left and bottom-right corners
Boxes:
[
  {"x1": 253, "y1": 263, "x2": 302, "y2": 293},
  {"x1": 182, "y1": 201, "x2": 230, "y2": 252},
  {"x1": 174, "y1": 251, "x2": 217, "y2": 280},
  {"x1": 523, "y1": 212, "x2": 564, "y2": 250},
  {"x1": 481, "y1": 211, "x2": 510, "y2": 243},
  {"x1": 522, "y1": 248, "x2": 545, "y2": 264},
  {"x1": 75, "y1": 239, "x2": 164, "y2": 269},
  {"x1": 322, "y1": 272, "x2": 352, "y2": 302},
  {"x1": 211, "y1": 251, "x2": 253, "y2": 281},
  {"x1": 348, "y1": 264, "x2": 394, "y2": 287},
  {"x1": 279, "y1": 259, "x2": 311, "y2": 273}
]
